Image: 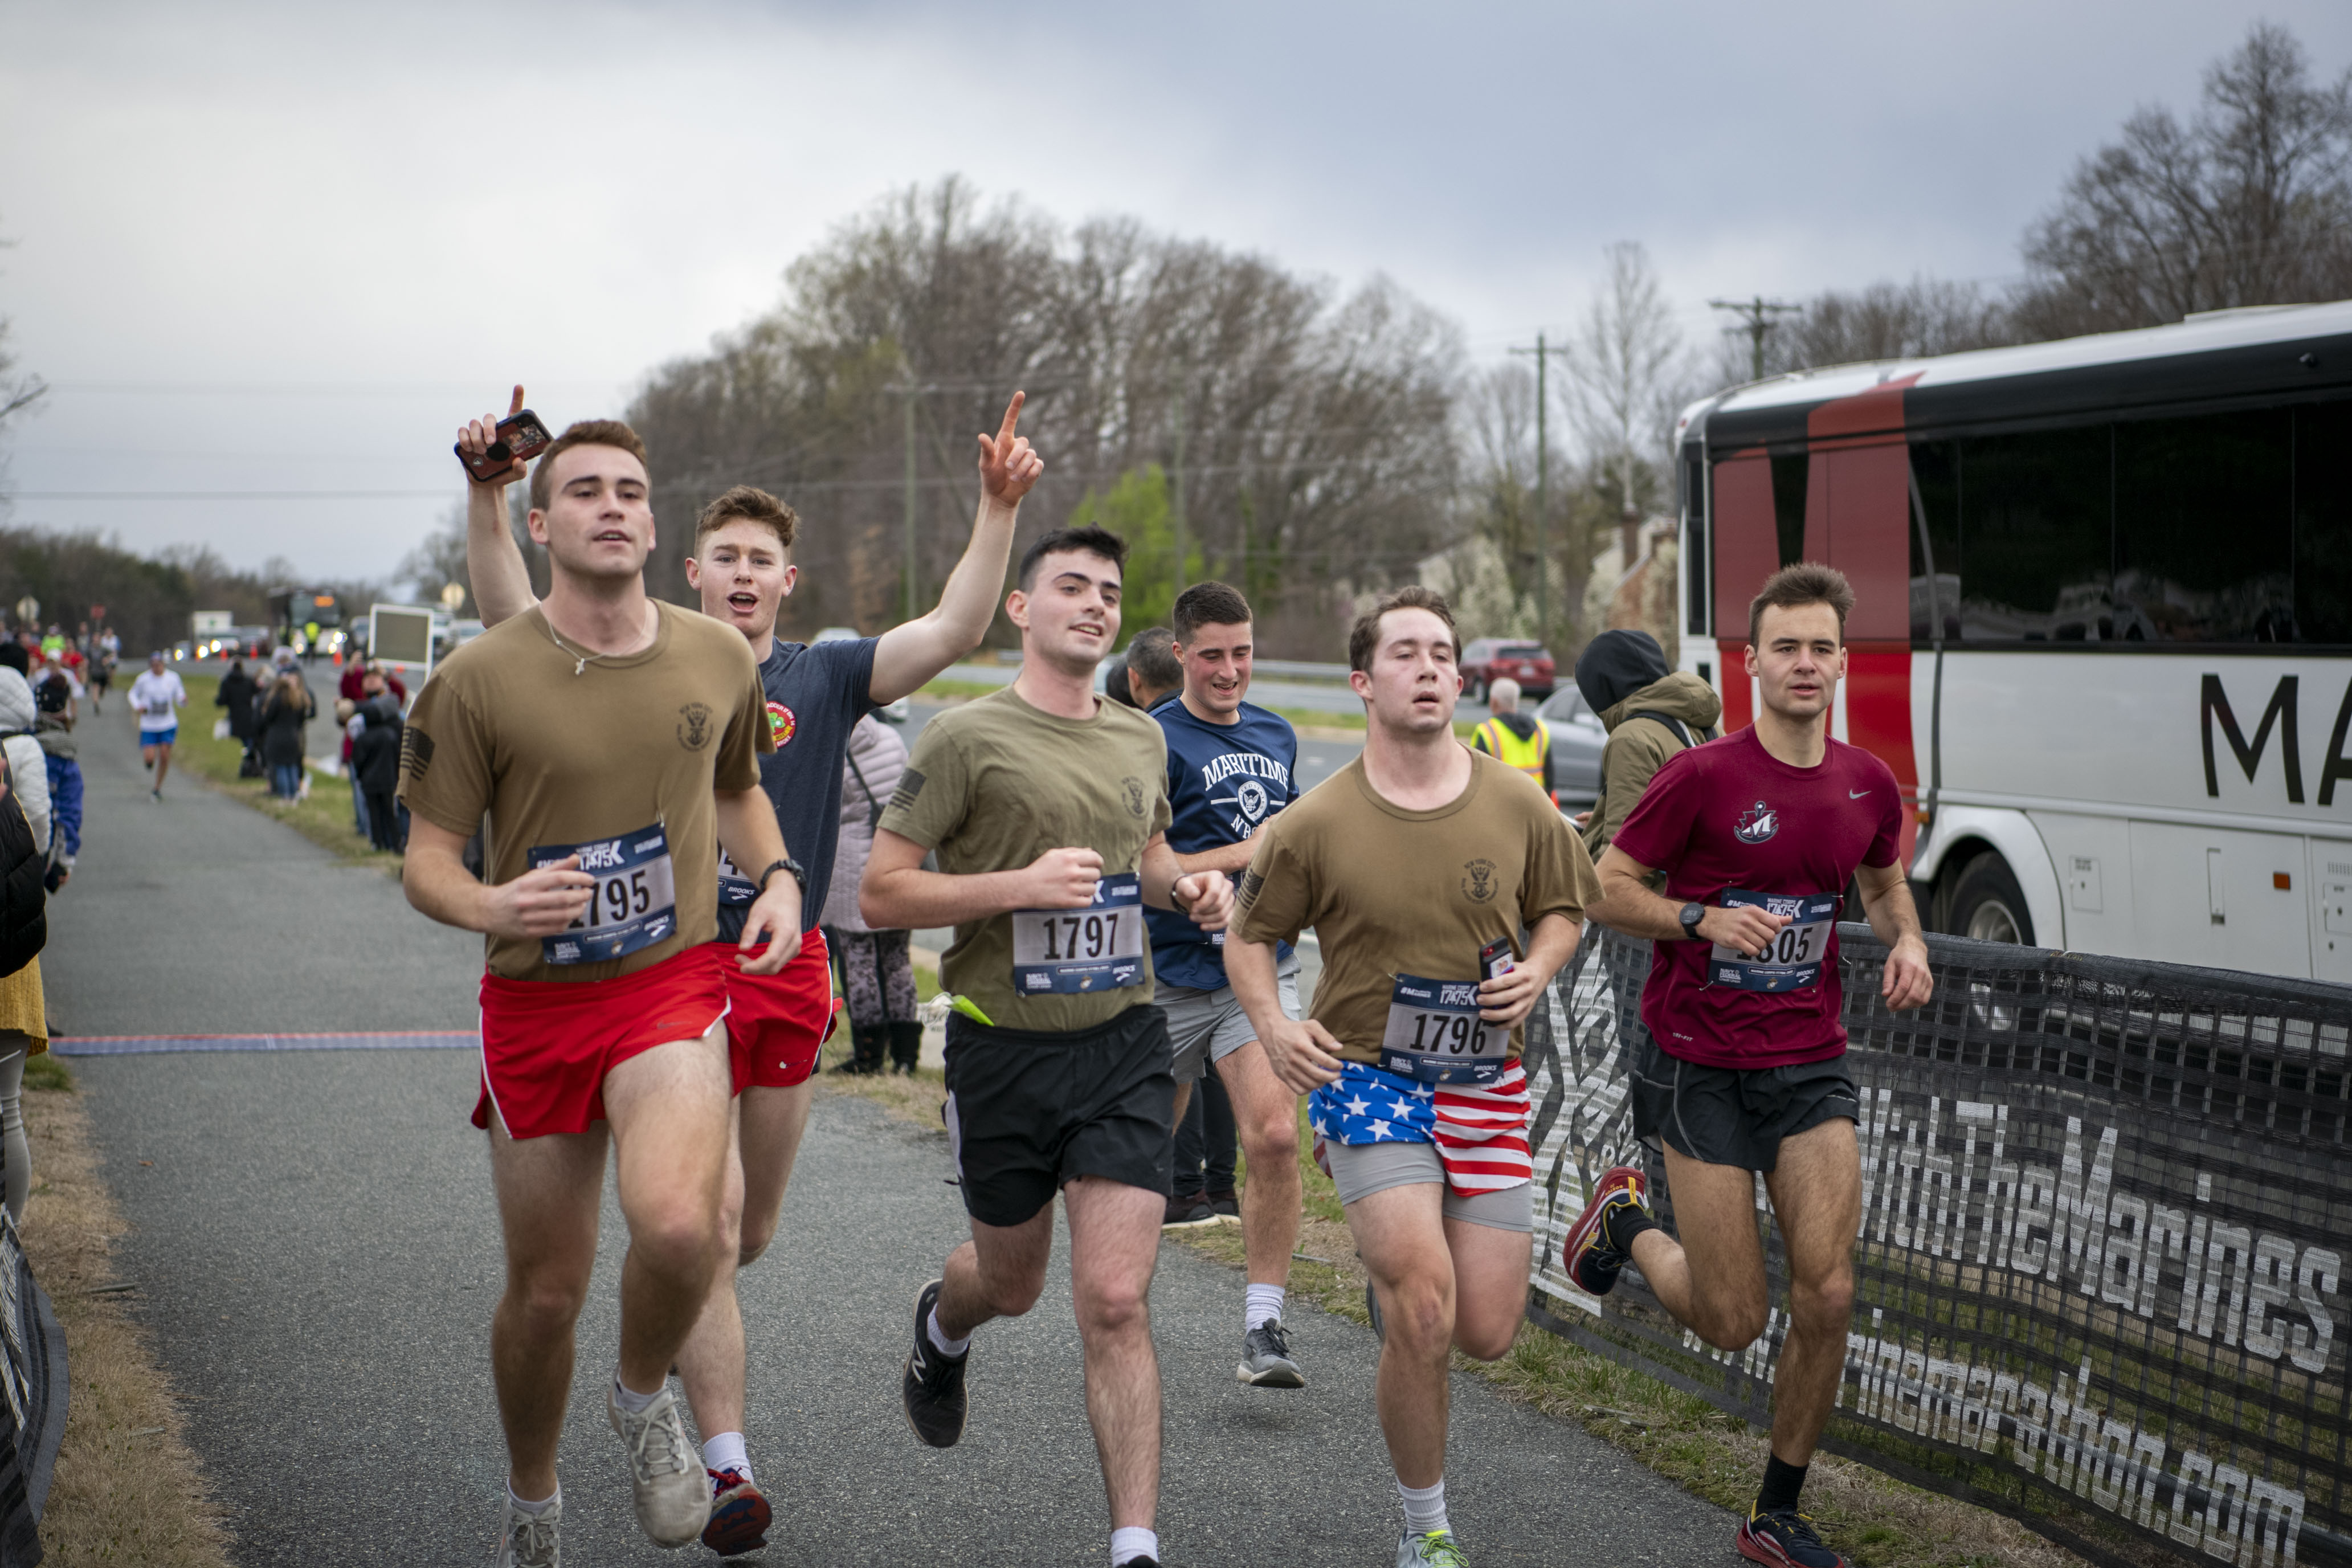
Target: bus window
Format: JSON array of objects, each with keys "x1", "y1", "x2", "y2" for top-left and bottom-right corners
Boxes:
[
  {"x1": 2114, "y1": 408, "x2": 2293, "y2": 643},
  {"x1": 1957, "y1": 425, "x2": 2112, "y2": 641},
  {"x1": 1769, "y1": 452, "x2": 1807, "y2": 567},
  {"x1": 1908, "y1": 440, "x2": 1961, "y2": 643},
  {"x1": 1683, "y1": 452, "x2": 1710, "y2": 637},
  {"x1": 2296, "y1": 399, "x2": 2352, "y2": 644}
]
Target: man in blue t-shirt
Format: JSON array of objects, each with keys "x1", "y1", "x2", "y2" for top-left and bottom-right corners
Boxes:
[
  {"x1": 458, "y1": 385, "x2": 1042, "y2": 1557},
  {"x1": 1148, "y1": 581, "x2": 1312, "y2": 1389}
]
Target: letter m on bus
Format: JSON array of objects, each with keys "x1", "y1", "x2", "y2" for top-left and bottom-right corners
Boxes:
[{"x1": 2202, "y1": 673, "x2": 2303, "y2": 803}]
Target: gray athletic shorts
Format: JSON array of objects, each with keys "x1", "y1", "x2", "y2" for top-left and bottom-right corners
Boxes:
[
  {"x1": 1321, "y1": 1139, "x2": 1533, "y2": 1233},
  {"x1": 1162, "y1": 954, "x2": 1301, "y2": 1085}
]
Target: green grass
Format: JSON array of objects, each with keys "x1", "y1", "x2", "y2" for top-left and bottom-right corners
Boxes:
[
  {"x1": 168, "y1": 672, "x2": 406, "y2": 877},
  {"x1": 24, "y1": 1053, "x2": 72, "y2": 1093}
]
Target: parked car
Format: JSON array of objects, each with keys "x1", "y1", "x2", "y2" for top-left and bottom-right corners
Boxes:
[
  {"x1": 1535, "y1": 686, "x2": 1608, "y2": 812},
  {"x1": 813, "y1": 626, "x2": 911, "y2": 721},
  {"x1": 1459, "y1": 638, "x2": 1555, "y2": 701}
]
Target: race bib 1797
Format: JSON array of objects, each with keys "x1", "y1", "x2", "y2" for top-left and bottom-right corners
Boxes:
[{"x1": 1010, "y1": 872, "x2": 1145, "y2": 995}]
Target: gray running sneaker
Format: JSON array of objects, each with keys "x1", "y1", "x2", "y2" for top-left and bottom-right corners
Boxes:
[
  {"x1": 493, "y1": 1488, "x2": 560, "y2": 1567},
  {"x1": 605, "y1": 1382, "x2": 710, "y2": 1548},
  {"x1": 1398, "y1": 1527, "x2": 1468, "y2": 1566},
  {"x1": 1237, "y1": 1318, "x2": 1304, "y2": 1387}
]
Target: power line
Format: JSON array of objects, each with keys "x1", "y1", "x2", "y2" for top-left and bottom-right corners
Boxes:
[
  {"x1": 1706, "y1": 296, "x2": 1804, "y2": 381},
  {"x1": 1507, "y1": 333, "x2": 1562, "y2": 643},
  {"x1": 7, "y1": 488, "x2": 454, "y2": 500}
]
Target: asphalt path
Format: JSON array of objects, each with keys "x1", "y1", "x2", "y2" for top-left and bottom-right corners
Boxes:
[{"x1": 46, "y1": 696, "x2": 1738, "y2": 1566}]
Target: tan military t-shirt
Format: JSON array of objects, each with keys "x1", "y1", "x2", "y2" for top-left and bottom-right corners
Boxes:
[
  {"x1": 1233, "y1": 748, "x2": 1601, "y2": 1064},
  {"x1": 877, "y1": 685, "x2": 1173, "y2": 1032},
  {"x1": 399, "y1": 602, "x2": 770, "y2": 983}
]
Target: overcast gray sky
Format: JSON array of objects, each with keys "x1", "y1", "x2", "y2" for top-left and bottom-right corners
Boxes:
[{"x1": 2, "y1": 0, "x2": 2346, "y2": 586}]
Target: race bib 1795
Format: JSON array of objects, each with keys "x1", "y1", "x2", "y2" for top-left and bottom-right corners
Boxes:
[{"x1": 530, "y1": 823, "x2": 678, "y2": 965}]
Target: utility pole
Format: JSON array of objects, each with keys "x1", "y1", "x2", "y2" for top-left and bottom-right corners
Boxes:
[
  {"x1": 1170, "y1": 380, "x2": 1188, "y2": 595},
  {"x1": 1707, "y1": 295, "x2": 1802, "y2": 381},
  {"x1": 1508, "y1": 333, "x2": 1558, "y2": 644},
  {"x1": 902, "y1": 382, "x2": 918, "y2": 623}
]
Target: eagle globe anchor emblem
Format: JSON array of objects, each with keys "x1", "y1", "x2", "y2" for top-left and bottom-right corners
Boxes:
[{"x1": 1733, "y1": 801, "x2": 1779, "y2": 844}]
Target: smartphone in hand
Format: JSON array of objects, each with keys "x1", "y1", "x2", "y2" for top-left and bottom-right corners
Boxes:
[{"x1": 456, "y1": 409, "x2": 554, "y2": 482}]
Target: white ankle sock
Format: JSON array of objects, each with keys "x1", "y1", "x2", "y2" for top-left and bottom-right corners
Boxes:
[
  {"x1": 926, "y1": 1304, "x2": 971, "y2": 1358},
  {"x1": 1399, "y1": 1477, "x2": 1448, "y2": 1536},
  {"x1": 701, "y1": 1431, "x2": 749, "y2": 1479},
  {"x1": 508, "y1": 1484, "x2": 558, "y2": 1516},
  {"x1": 1110, "y1": 1525, "x2": 1160, "y2": 1565},
  {"x1": 1245, "y1": 1283, "x2": 1287, "y2": 1332},
  {"x1": 611, "y1": 1376, "x2": 660, "y2": 1415}
]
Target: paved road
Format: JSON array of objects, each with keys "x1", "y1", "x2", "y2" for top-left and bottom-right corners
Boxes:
[{"x1": 47, "y1": 700, "x2": 1739, "y2": 1566}]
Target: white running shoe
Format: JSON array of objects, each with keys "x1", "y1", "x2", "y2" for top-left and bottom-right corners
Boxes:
[
  {"x1": 493, "y1": 1488, "x2": 561, "y2": 1567},
  {"x1": 605, "y1": 1382, "x2": 710, "y2": 1548}
]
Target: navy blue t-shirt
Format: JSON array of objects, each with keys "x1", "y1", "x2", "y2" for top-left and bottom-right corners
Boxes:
[
  {"x1": 714, "y1": 635, "x2": 881, "y2": 939},
  {"x1": 1148, "y1": 697, "x2": 1299, "y2": 990}
]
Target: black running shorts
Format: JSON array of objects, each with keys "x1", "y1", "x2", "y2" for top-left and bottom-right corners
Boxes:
[
  {"x1": 942, "y1": 1004, "x2": 1175, "y2": 1228},
  {"x1": 1628, "y1": 1035, "x2": 1859, "y2": 1173}
]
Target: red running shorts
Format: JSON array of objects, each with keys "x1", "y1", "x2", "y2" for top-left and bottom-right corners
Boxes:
[
  {"x1": 473, "y1": 943, "x2": 730, "y2": 1139},
  {"x1": 712, "y1": 930, "x2": 837, "y2": 1093}
]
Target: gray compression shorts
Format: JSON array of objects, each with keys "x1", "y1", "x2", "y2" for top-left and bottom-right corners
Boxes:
[{"x1": 1321, "y1": 1139, "x2": 1533, "y2": 1232}]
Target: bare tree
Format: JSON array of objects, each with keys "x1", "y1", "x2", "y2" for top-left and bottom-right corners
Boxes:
[
  {"x1": 2015, "y1": 22, "x2": 2352, "y2": 334},
  {"x1": 1718, "y1": 276, "x2": 2022, "y2": 383},
  {"x1": 1563, "y1": 243, "x2": 1687, "y2": 520}
]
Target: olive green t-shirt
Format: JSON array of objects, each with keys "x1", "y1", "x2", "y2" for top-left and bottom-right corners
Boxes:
[
  {"x1": 399, "y1": 602, "x2": 770, "y2": 983},
  {"x1": 1233, "y1": 749, "x2": 1602, "y2": 1065},
  {"x1": 877, "y1": 685, "x2": 1173, "y2": 1032}
]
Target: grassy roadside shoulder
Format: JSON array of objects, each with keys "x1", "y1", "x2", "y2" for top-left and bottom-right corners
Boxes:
[
  {"x1": 165, "y1": 672, "x2": 405, "y2": 877},
  {"x1": 822, "y1": 1054, "x2": 2084, "y2": 1568},
  {"x1": 21, "y1": 1057, "x2": 235, "y2": 1567}
]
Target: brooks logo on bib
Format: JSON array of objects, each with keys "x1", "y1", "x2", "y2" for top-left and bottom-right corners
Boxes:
[
  {"x1": 1708, "y1": 889, "x2": 1839, "y2": 991},
  {"x1": 1381, "y1": 974, "x2": 1507, "y2": 1085},
  {"x1": 530, "y1": 824, "x2": 678, "y2": 965},
  {"x1": 714, "y1": 843, "x2": 757, "y2": 906},
  {"x1": 1011, "y1": 873, "x2": 1144, "y2": 994}
]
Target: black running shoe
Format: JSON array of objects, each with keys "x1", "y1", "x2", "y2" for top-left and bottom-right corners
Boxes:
[
  {"x1": 902, "y1": 1279, "x2": 968, "y2": 1448},
  {"x1": 1736, "y1": 1504, "x2": 1848, "y2": 1567},
  {"x1": 1162, "y1": 1195, "x2": 1218, "y2": 1229}
]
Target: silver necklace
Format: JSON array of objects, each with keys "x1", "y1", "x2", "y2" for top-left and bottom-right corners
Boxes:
[{"x1": 545, "y1": 605, "x2": 651, "y2": 676}]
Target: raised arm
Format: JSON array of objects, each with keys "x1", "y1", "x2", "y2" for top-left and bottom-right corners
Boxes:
[
  {"x1": 866, "y1": 392, "x2": 1042, "y2": 705},
  {"x1": 454, "y1": 384, "x2": 540, "y2": 628}
]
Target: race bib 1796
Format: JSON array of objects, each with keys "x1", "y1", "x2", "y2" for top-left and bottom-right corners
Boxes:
[
  {"x1": 1379, "y1": 973, "x2": 1508, "y2": 1085},
  {"x1": 530, "y1": 823, "x2": 678, "y2": 965}
]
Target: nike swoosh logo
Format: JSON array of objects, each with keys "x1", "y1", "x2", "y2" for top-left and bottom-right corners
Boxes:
[{"x1": 1849, "y1": 790, "x2": 1871, "y2": 799}]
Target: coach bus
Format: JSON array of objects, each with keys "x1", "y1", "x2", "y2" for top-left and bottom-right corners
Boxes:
[{"x1": 1672, "y1": 299, "x2": 2352, "y2": 983}]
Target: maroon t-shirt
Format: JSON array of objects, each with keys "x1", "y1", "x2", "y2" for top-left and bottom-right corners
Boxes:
[{"x1": 1611, "y1": 727, "x2": 1901, "y2": 1069}]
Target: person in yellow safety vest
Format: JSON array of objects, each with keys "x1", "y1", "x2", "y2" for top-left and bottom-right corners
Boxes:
[{"x1": 1469, "y1": 676, "x2": 1552, "y2": 797}]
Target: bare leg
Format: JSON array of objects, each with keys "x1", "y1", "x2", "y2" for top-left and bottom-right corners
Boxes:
[
  {"x1": 934, "y1": 1204, "x2": 1054, "y2": 1341},
  {"x1": 1759, "y1": 1118, "x2": 1860, "y2": 1467},
  {"x1": 1214, "y1": 1043, "x2": 1300, "y2": 1289},
  {"x1": 1442, "y1": 1213, "x2": 1532, "y2": 1363},
  {"x1": 1349, "y1": 1183, "x2": 1455, "y2": 1488},
  {"x1": 1626, "y1": 1151, "x2": 1771, "y2": 1351},
  {"x1": 1063, "y1": 1176, "x2": 1165, "y2": 1532},
  {"x1": 153, "y1": 742, "x2": 172, "y2": 794},
  {"x1": 1170, "y1": 1078, "x2": 1193, "y2": 1129},
  {"x1": 601, "y1": 1023, "x2": 733, "y2": 1394},
  {"x1": 676, "y1": 1079, "x2": 815, "y2": 1440},
  {"x1": 486, "y1": 1121, "x2": 607, "y2": 1500}
]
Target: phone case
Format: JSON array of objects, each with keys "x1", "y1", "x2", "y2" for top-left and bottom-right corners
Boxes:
[{"x1": 455, "y1": 409, "x2": 555, "y2": 481}]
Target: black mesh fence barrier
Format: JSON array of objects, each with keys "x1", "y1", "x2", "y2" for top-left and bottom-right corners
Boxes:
[{"x1": 1520, "y1": 924, "x2": 2352, "y2": 1568}]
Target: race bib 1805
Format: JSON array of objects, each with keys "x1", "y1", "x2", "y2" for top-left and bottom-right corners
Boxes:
[
  {"x1": 1010, "y1": 872, "x2": 1145, "y2": 995},
  {"x1": 1379, "y1": 973, "x2": 1508, "y2": 1085},
  {"x1": 1706, "y1": 889, "x2": 1839, "y2": 992},
  {"x1": 530, "y1": 823, "x2": 678, "y2": 965}
]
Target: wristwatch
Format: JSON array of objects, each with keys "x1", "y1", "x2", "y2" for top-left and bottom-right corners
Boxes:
[
  {"x1": 756, "y1": 856, "x2": 807, "y2": 897},
  {"x1": 1678, "y1": 902, "x2": 1706, "y2": 940}
]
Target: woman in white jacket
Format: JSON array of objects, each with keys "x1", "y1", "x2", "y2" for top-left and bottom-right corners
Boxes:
[
  {"x1": 0, "y1": 667, "x2": 51, "y2": 1219},
  {"x1": 819, "y1": 715, "x2": 920, "y2": 1074}
]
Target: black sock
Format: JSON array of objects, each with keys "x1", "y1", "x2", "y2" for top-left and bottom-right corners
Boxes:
[
  {"x1": 1599, "y1": 1197, "x2": 1658, "y2": 1257},
  {"x1": 1758, "y1": 1455, "x2": 1807, "y2": 1514}
]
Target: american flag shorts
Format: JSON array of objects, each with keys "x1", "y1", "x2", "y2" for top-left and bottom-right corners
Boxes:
[{"x1": 1309, "y1": 1059, "x2": 1533, "y2": 1197}]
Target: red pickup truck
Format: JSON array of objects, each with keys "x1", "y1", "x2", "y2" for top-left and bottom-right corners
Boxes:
[{"x1": 1459, "y1": 638, "x2": 1555, "y2": 701}]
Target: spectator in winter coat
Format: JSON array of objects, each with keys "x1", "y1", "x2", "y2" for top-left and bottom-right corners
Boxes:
[
  {"x1": 352, "y1": 696, "x2": 405, "y2": 852},
  {"x1": 338, "y1": 661, "x2": 406, "y2": 837},
  {"x1": 0, "y1": 760, "x2": 46, "y2": 1219},
  {"x1": 258, "y1": 671, "x2": 315, "y2": 800},
  {"x1": 0, "y1": 671, "x2": 54, "y2": 866},
  {"x1": 32, "y1": 699, "x2": 79, "y2": 891},
  {"x1": 819, "y1": 715, "x2": 920, "y2": 1073},
  {"x1": 218, "y1": 659, "x2": 259, "y2": 770},
  {"x1": 1573, "y1": 628, "x2": 1722, "y2": 861}
]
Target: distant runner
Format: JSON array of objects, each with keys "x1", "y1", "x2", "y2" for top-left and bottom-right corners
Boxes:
[
  {"x1": 1567, "y1": 563, "x2": 1933, "y2": 1568},
  {"x1": 126, "y1": 651, "x2": 186, "y2": 803}
]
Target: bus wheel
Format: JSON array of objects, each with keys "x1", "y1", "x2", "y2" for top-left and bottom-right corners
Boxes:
[{"x1": 1949, "y1": 852, "x2": 2034, "y2": 946}]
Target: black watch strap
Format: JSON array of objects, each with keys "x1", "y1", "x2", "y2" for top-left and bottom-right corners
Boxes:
[
  {"x1": 1678, "y1": 901, "x2": 1706, "y2": 938},
  {"x1": 757, "y1": 856, "x2": 806, "y2": 896}
]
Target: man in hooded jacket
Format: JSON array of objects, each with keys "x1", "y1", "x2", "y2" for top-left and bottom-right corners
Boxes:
[{"x1": 1574, "y1": 630, "x2": 1721, "y2": 860}]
